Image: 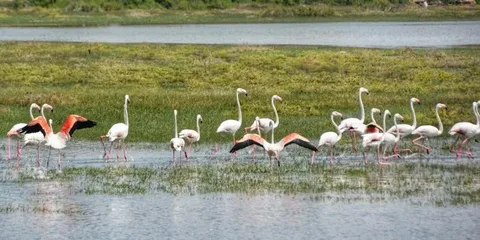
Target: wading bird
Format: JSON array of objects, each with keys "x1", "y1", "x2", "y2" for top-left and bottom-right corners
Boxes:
[
  {"x1": 100, "y1": 94, "x2": 130, "y2": 161},
  {"x1": 387, "y1": 97, "x2": 421, "y2": 154},
  {"x1": 179, "y1": 114, "x2": 203, "y2": 158},
  {"x1": 6, "y1": 103, "x2": 41, "y2": 161},
  {"x1": 245, "y1": 95, "x2": 283, "y2": 135},
  {"x1": 382, "y1": 113, "x2": 404, "y2": 160},
  {"x1": 22, "y1": 104, "x2": 54, "y2": 168},
  {"x1": 317, "y1": 111, "x2": 344, "y2": 165},
  {"x1": 230, "y1": 121, "x2": 317, "y2": 166},
  {"x1": 362, "y1": 110, "x2": 390, "y2": 165},
  {"x1": 448, "y1": 101, "x2": 480, "y2": 160},
  {"x1": 411, "y1": 103, "x2": 447, "y2": 154},
  {"x1": 338, "y1": 87, "x2": 369, "y2": 152},
  {"x1": 170, "y1": 110, "x2": 187, "y2": 165}
]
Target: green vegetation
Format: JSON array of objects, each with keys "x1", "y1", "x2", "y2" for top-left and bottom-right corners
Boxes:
[
  {"x1": 0, "y1": 3, "x2": 479, "y2": 27},
  {"x1": 14, "y1": 162, "x2": 480, "y2": 205},
  {"x1": 1, "y1": 42, "x2": 480, "y2": 144}
]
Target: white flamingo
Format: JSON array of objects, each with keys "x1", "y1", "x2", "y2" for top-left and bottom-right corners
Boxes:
[
  {"x1": 382, "y1": 113, "x2": 404, "y2": 160},
  {"x1": 317, "y1": 111, "x2": 344, "y2": 165},
  {"x1": 411, "y1": 103, "x2": 447, "y2": 154},
  {"x1": 216, "y1": 88, "x2": 248, "y2": 157},
  {"x1": 230, "y1": 121, "x2": 317, "y2": 166},
  {"x1": 18, "y1": 114, "x2": 97, "y2": 170},
  {"x1": 245, "y1": 95, "x2": 283, "y2": 135},
  {"x1": 22, "y1": 104, "x2": 54, "y2": 168},
  {"x1": 100, "y1": 94, "x2": 130, "y2": 161},
  {"x1": 387, "y1": 97, "x2": 421, "y2": 153},
  {"x1": 362, "y1": 110, "x2": 390, "y2": 165},
  {"x1": 338, "y1": 87, "x2": 369, "y2": 152},
  {"x1": 448, "y1": 101, "x2": 480, "y2": 160},
  {"x1": 6, "y1": 103, "x2": 41, "y2": 162},
  {"x1": 170, "y1": 109, "x2": 187, "y2": 165},
  {"x1": 179, "y1": 114, "x2": 203, "y2": 158}
]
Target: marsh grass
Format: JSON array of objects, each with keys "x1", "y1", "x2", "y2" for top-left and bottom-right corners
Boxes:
[
  {"x1": 15, "y1": 162, "x2": 480, "y2": 205},
  {"x1": 1, "y1": 43, "x2": 479, "y2": 144}
]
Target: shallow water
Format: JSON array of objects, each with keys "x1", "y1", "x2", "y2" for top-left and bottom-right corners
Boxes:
[
  {"x1": 1, "y1": 139, "x2": 480, "y2": 239},
  {"x1": 1, "y1": 21, "x2": 480, "y2": 48}
]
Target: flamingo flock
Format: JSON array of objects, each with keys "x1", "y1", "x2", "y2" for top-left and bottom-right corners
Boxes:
[{"x1": 4, "y1": 87, "x2": 480, "y2": 170}]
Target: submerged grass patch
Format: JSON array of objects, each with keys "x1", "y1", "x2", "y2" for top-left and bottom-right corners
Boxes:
[
  {"x1": 1, "y1": 42, "x2": 480, "y2": 145},
  {"x1": 16, "y1": 162, "x2": 480, "y2": 205}
]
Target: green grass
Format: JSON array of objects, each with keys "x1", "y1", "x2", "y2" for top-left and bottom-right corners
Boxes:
[
  {"x1": 0, "y1": 5, "x2": 479, "y2": 27},
  {"x1": 1, "y1": 42, "x2": 480, "y2": 144}
]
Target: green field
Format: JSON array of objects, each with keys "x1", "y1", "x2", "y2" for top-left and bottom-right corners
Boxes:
[{"x1": 1, "y1": 42, "x2": 479, "y2": 144}]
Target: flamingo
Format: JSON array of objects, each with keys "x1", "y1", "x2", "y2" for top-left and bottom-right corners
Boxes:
[
  {"x1": 387, "y1": 97, "x2": 421, "y2": 154},
  {"x1": 6, "y1": 103, "x2": 41, "y2": 161},
  {"x1": 170, "y1": 109, "x2": 187, "y2": 165},
  {"x1": 179, "y1": 114, "x2": 203, "y2": 158},
  {"x1": 362, "y1": 110, "x2": 390, "y2": 165},
  {"x1": 230, "y1": 121, "x2": 317, "y2": 166},
  {"x1": 245, "y1": 95, "x2": 283, "y2": 134},
  {"x1": 216, "y1": 88, "x2": 248, "y2": 156},
  {"x1": 17, "y1": 114, "x2": 97, "y2": 170},
  {"x1": 22, "y1": 104, "x2": 54, "y2": 168},
  {"x1": 100, "y1": 94, "x2": 130, "y2": 161},
  {"x1": 382, "y1": 113, "x2": 404, "y2": 160},
  {"x1": 357, "y1": 107, "x2": 382, "y2": 134},
  {"x1": 317, "y1": 111, "x2": 344, "y2": 165},
  {"x1": 338, "y1": 87, "x2": 369, "y2": 152},
  {"x1": 448, "y1": 101, "x2": 480, "y2": 160},
  {"x1": 411, "y1": 103, "x2": 447, "y2": 154}
]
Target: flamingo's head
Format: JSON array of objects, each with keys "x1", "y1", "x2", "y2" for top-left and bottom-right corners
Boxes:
[
  {"x1": 174, "y1": 109, "x2": 178, "y2": 116},
  {"x1": 273, "y1": 95, "x2": 283, "y2": 103},
  {"x1": 371, "y1": 108, "x2": 381, "y2": 116},
  {"x1": 384, "y1": 110, "x2": 391, "y2": 118},
  {"x1": 437, "y1": 103, "x2": 447, "y2": 110},
  {"x1": 197, "y1": 114, "x2": 203, "y2": 124},
  {"x1": 125, "y1": 94, "x2": 130, "y2": 104},
  {"x1": 237, "y1": 88, "x2": 248, "y2": 97},
  {"x1": 42, "y1": 104, "x2": 54, "y2": 113},
  {"x1": 332, "y1": 111, "x2": 343, "y2": 120},
  {"x1": 359, "y1": 87, "x2": 369, "y2": 95},
  {"x1": 31, "y1": 103, "x2": 41, "y2": 112},
  {"x1": 170, "y1": 138, "x2": 184, "y2": 152},
  {"x1": 394, "y1": 113, "x2": 404, "y2": 123},
  {"x1": 411, "y1": 97, "x2": 420, "y2": 104}
]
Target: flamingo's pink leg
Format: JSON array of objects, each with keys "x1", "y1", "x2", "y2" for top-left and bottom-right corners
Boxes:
[
  {"x1": 106, "y1": 141, "x2": 114, "y2": 161},
  {"x1": 311, "y1": 151, "x2": 316, "y2": 165},
  {"x1": 412, "y1": 136, "x2": 431, "y2": 154},
  {"x1": 123, "y1": 141, "x2": 128, "y2": 161},
  {"x1": 383, "y1": 144, "x2": 400, "y2": 160},
  {"x1": 58, "y1": 150, "x2": 62, "y2": 170},
  {"x1": 7, "y1": 137, "x2": 11, "y2": 160},
  {"x1": 37, "y1": 145, "x2": 40, "y2": 168},
  {"x1": 363, "y1": 147, "x2": 368, "y2": 164},
  {"x1": 378, "y1": 146, "x2": 391, "y2": 165},
  {"x1": 449, "y1": 135, "x2": 461, "y2": 153},
  {"x1": 100, "y1": 136, "x2": 107, "y2": 159},
  {"x1": 456, "y1": 138, "x2": 470, "y2": 160},
  {"x1": 15, "y1": 140, "x2": 21, "y2": 168}
]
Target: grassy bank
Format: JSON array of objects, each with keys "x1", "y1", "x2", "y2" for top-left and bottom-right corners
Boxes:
[
  {"x1": 13, "y1": 162, "x2": 480, "y2": 205},
  {"x1": 0, "y1": 42, "x2": 480, "y2": 144},
  {"x1": 0, "y1": 5, "x2": 479, "y2": 27}
]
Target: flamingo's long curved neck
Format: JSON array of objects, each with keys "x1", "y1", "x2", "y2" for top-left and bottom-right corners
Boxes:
[
  {"x1": 270, "y1": 123, "x2": 275, "y2": 144},
  {"x1": 332, "y1": 114, "x2": 342, "y2": 141},
  {"x1": 272, "y1": 97, "x2": 280, "y2": 128},
  {"x1": 410, "y1": 99, "x2": 417, "y2": 129},
  {"x1": 196, "y1": 116, "x2": 201, "y2": 141},
  {"x1": 41, "y1": 105, "x2": 48, "y2": 120},
  {"x1": 370, "y1": 109, "x2": 377, "y2": 124},
  {"x1": 472, "y1": 102, "x2": 479, "y2": 127},
  {"x1": 29, "y1": 104, "x2": 36, "y2": 120},
  {"x1": 236, "y1": 91, "x2": 242, "y2": 125},
  {"x1": 382, "y1": 111, "x2": 388, "y2": 134},
  {"x1": 174, "y1": 111, "x2": 178, "y2": 138},
  {"x1": 124, "y1": 99, "x2": 129, "y2": 126},
  {"x1": 435, "y1": 106, "x2": 443, "y2": 135},
  {"x1": 359, "y1": 89, "x2": 366, "y2": 123},
  {"x1": 393, "y1": 116, "x2": 401, "y2": 141}
]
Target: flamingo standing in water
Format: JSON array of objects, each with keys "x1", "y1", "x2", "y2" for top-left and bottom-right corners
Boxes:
[
  {"x1": 21, "y1": 104, "x2": 54, "y2": 168},
  {"x1": 170, "y1": 109, "x2": 187, "y2": 165},
  {"x1": 216, "y1": 88, "x2": 248, "y2": 157},
  {"x1": 411, "y1": 103, "x2": 447, "y2": 154},
  {"x1": 245, "y1": 95, "x2": 283, "y2": 134},
  {"x1": 100, "y1": 94, "x2": 130, "y2": 161},
  {"x1": 387, "y1": 97, "x2": 421, "y2": 154},
  {"x1": 6, "y1": 103, "x2": 41, "y2": 161},
  {"x1": 230, "y1": 121, "x2": 317, "y2": 166},
  {"x1": 382, "y1": 113, "x2": 404, "y2": 160},
  {"x1": 317, "y1": 111, "x2": 344, "y2": 165},
  {"x1": 17, "y1": 114, "x2": 97, "y2": 170},
  {"x1": 448, "y1": 101, "x2": 480, "y2": 160},
  {"x1": 362, "y1": 109, "x2": 390, "y2": 165},
  {"x1": 179, "y1": 114, "x2": 203, "y2": 158},
  {"x1": 338, "y1": 87, "x2": 369, "y2": 152}
]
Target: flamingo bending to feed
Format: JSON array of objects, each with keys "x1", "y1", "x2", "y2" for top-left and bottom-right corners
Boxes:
[
  {"x1": 362, "y1": 110, "x2": 390, "y2": 165},
  {"x1": 448, "y1": 101, "x2": 480, "y2": 160},
  {"x1": 170, "y1": 110, "x2": 187, "y2": 165},
  {"x1": 245, "y1": 95, "x2": 283, "y2": 134},
  {"x1": 22, "y1": 104, "x2": 54, "y2": 168},
  {"x1": 411, "y1": 103, "x2": 447, "y2": 154},
  {"x1": 179, "y1": 114, "x2": 203, "y2": 158},
  {"x1": 6, "y1": 103, "x2": 41, "y2": 161},
  {"x1": 17, "y1": 114, "x2": 97, "y2": 170},
  {"x1": 230, "y1": 121, "x2": 317, "y2": 166},
  {"x1": 338, "y1": 87, "x2": 369, "y2": 152},
  {"x1": 216, "y1": 88, "x2": 248, "y2": 156},
  {"x1": 387, "y1": 97, "x2": 421, "y2": 154},
  {"x1": 317, "y1": 111, "x2": 344, "y2": 165},
  {"x1": 382, "y1": 113, "x2": 404, "y2": 160},
  {"x1": 100, "y1": 94, "x2": 130, "y2": 161}
]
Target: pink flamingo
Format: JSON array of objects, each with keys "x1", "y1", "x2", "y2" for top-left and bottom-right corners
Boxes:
[
  {"x1": 448, "y1": 101, "x2": 480, "y2": 160},
  {"x1": 100, "y1": 95, "x2": 130, "y2": 161},
  {"x1": 170, "y1": 110, "x2": 187, "y2": 165},
  {"x1": 179, "y1": 114, "x2": 203, "y2": 158},
  {"x1": 317, "y1": 111, "x2": 344, "y2": 165},
  {"x1": 362, "y1": 109, "x2": 391, "y2": 165},
  {"x1": 6, "y1": 103, "x2": 41, "y2": 162},
  {"x1": 387, "y1": 97, "x2": 421, "y2": 154},
  {"x1": 411, "y1": 103, "x2": 447, "y2": 154},
  {"x1": 382, "y1": 113, "x2": 404, "y2": 160},
  {"x1": 338, "y1": 87, "x2": 369, "y2": 152},
  {"x1": 21, "y1": 104, "x2": 54, "y2": 168}
]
